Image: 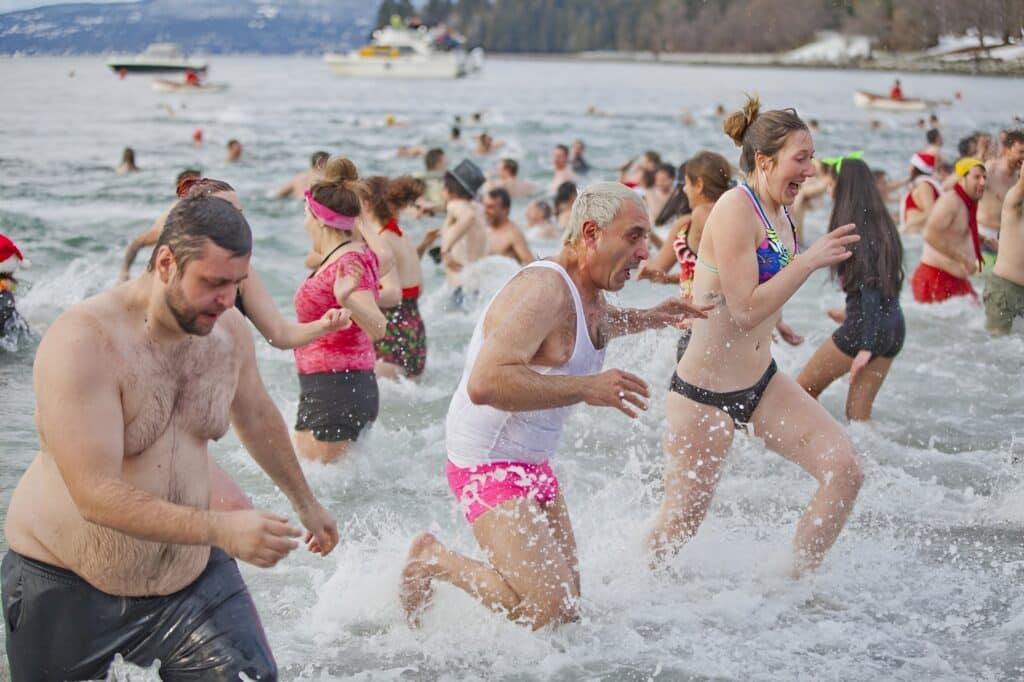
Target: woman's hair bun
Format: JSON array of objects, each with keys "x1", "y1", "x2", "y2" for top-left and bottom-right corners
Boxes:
[
  {"x1": 722, "y1": 95, "x2": 761, "y2": 147},
  {"x1": 320, "y1": 156, "x2": 359, "y2": 184}
]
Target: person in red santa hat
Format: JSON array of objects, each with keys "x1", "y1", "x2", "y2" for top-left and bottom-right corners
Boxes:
[
  {"x1": 900, "y1": 152, "x2": 942, "y2": 235},
  {"x1": 0, "y1": 232, "x2": 28, "y2": 335}
]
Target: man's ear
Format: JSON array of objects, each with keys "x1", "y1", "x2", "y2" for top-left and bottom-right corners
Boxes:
[
  {"x1": 581, "y1": 220, "x2": 600, "y2": 247},
  {"x1": 154, "y1": 245, "x2": 177, "y2": 284}
]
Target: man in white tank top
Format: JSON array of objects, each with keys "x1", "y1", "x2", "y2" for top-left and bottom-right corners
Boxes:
[{"x1": 400, "y1": 182, "x2": 710, "y2": 630}]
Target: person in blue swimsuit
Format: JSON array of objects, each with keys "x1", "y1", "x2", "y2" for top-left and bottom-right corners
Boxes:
[{"x1": 648, "y1": 95, "x2": 865, "y2": 575}]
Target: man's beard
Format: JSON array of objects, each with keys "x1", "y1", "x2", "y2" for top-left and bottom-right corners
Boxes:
[{"x1": 165, "y1": 281, "x2": 215, "y2": 336}]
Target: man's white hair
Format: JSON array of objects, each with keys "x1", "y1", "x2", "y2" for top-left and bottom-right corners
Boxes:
[{"x1": 561, "y1": 181, "x2": 649, "y2": 245}]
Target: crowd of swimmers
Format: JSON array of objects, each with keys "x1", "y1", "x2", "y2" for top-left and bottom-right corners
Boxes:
[{"x1": 1, "y1": 94, "x2": 1023, "y2": 680}]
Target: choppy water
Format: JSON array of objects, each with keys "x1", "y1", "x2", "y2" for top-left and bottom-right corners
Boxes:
[{"x1": 1, "y1": 56, "x2": 1022, "y2": 680}]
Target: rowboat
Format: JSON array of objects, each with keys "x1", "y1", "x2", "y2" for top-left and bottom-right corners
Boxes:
[
  {"x1": 151, "y1": 79, "x2": 228, "y2": 94},
  {"x1": 853, "y1": 90, "x2": 949, "y2": 112}
]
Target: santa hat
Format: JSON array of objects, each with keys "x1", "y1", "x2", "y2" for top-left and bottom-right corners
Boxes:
[
  {"x1": 910, "y1": 152, "x2": 936, "y2": 175},
  {"x1": 0, "y1": 233, "x2": 25, "y2": 274}
]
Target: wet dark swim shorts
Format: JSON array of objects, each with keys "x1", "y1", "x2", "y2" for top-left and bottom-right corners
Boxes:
[
  {"x1": 2, "y1": 548, "x2": 277, "y2": 681},
  {"x1": 295, "y1": 369, "x2": 379, "y2": 442}
]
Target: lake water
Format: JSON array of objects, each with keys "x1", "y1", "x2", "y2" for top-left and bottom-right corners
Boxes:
[{"x1": 1, "y1": 56, "x2": 1022, "y2": 680}]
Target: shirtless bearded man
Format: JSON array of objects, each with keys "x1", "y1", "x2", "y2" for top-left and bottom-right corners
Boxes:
[{"x1": 2, "y1": 195, "x2": 338, "y2": 681}]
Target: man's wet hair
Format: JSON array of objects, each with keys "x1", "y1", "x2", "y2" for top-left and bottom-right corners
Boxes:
[
  {"x1": 500, "y1": 158, "x2": 518, "y2": 176},
  {"x1": 451, "y1": 126, "x2": 461, "y2": 140},
  {"x1": 147, "y1": 195, "x2": 252, "y2": 273},
  {"x1": 175, "y1": 168, "x2": 202, "y2": 185},
  {"x1": 1004, "y1": 128, "x2": 1024, "y2": 148},
  {"x1": 425, "y1": 148, "x2": 445, "y2": 171},
  {"x1": 555, "y1": 144, "x2": 569, "y2": 156},
  {"x1": 957, "y1": 134, "x2": 977, "y2": 158},
  {"x1": 311, "y1": 150, "x2": 329, "y2": 168},
  {"x1": 926, "y1": 128, "x2": 941, "y2": 144},
  {"x1": 488, "y1": 187, "x2": 511, "y2": 210}
]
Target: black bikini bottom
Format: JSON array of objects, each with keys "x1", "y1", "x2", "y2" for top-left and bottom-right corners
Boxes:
[{"x1": 670, "y1": 359, "x2": 778, "y2": 426}]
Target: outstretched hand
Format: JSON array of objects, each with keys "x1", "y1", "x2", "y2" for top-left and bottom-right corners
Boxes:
[
  {"x1": 319, "y1": 307, "x2": 352, "y2": 333},
  {"x1": 801, "y1": 223, "x2": 859, "y2": 271},
  {"x1": 297, "y1": 500, "x2": 339, "y2": 557},
  {"x1": 333, "y1": 260, "x2": 364, "y2": 304},
  {"x1": 849, "y1": 349, "x2": 872, "y2": 384},
  {"x1": 584, "y1": 369, "x2": 650, "y2": 418},
  {"x1": 775, "y1": 320, "x2": 804, "y2": 346},
  {"x1": 647, "y1": 296, "x2": 714, "y2": 330}
]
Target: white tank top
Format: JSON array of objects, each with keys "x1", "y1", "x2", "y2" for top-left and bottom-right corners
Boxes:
[{"x1": 446, "y1": 260, "x2": 607, "y2": 468}]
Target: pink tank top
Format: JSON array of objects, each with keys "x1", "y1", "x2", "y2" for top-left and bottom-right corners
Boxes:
[{"x1": 293, "y1": 246, "x2": 380, "y2": 374}]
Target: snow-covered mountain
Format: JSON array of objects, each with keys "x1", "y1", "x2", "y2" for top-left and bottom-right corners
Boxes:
[{"x1": 0, "y1": 0, "x2": 377, "y2": 54}]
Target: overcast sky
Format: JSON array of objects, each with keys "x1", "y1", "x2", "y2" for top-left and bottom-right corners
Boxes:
[{"x1": 0, "y1": 0, "x2": 138, "y2": 13}]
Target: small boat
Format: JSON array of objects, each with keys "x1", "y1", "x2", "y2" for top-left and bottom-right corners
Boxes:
[
  {"x1": 151, "y1": 79, "x2": 228, "y2": 94},
  {"x1": 853, "y1": 90, "x2": 950, "y2": 112},
  {"x1": 107, "y1": 43, "x2": 208, "y2": 75},
  {"x1": 324, "y1": 25, "x2": 483, "y2": 79}
]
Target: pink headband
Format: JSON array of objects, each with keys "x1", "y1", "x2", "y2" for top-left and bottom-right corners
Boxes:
[{"x1": 305, "y1": 189, "x2": 357, "y2": 231}]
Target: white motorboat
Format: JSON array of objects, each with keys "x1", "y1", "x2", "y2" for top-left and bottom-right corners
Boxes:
[
  {"x1": 324, "y1": 25, "x2": 484, "y2": 79},
  {"x1": 107, "y1": 43, "x2": 208, "y2": 75},
  {"x1": 853, "y1": 90, "x2": 950, "y2": 112}
]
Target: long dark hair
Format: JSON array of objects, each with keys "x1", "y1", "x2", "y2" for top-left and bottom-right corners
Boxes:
[
  {"x1": 829, "y1": 158, "x2": 903, "y2": 298},
  {"x1": 654, "y1": 162, "x2": 691, "y2": 226}
]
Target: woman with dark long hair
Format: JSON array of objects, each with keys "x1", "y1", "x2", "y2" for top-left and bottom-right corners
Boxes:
[{"x1": 796, "y1": 156, "x2": 905, "y2": 421}]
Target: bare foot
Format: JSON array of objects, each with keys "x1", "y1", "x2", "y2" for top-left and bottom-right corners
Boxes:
[
  {"x1": 400, "y1": 532, "x2": 441, "y2": 627},
  {"x1": 827, "y1": 308, "x2": 847, "y2": 324}
]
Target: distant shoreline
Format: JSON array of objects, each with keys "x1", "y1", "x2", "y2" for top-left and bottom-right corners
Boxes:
[{"x1": 495, "y1": 51, "x2": 1024, "y2": 77}]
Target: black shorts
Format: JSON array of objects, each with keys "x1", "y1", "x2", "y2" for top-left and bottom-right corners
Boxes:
[
  {"x1": 295, "y1": 369, "x2": 379, "y2": 442},
  {"x1": 2, "y1": 548, "x2": 276, "y2": 682},
  {"x1": 832, "y1": 310, "x2": 906, "y2": 358}
]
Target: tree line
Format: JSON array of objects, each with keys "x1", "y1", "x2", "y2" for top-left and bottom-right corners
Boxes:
[{"x1": 375, "y1": 0, "x2": 1023, "y2": 53}]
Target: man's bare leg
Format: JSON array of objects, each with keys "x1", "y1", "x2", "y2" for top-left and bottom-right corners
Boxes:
[{"x1": 400, "y1": 496, "x2": 579, "y2": 630}]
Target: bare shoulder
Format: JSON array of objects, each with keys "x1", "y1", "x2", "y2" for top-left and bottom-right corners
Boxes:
[
  {"x1": 706, "y1": 188, "x2": 757, "y2": 240},
  {"x1": 486, "y1": 265, "x2": 570, "y2": 328},
  {"x1": 34, "y1": 294, "x2": 125, "y2": 386}
]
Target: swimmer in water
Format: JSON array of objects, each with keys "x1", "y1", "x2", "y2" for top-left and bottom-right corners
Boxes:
[
  {"x1": 648, "y1": 96, "x2": 864, "y2": 575},
  {"x1": 983, "y1": 153, "x2": 1024, "y2": 334},
  {"x1": 400, "y1": 182, "x2": 709, "y2": 630},
  {"x1": 274, "y1": 150, "x2": 329, "y2": 199},
  {"x1": 1, "y1": 194, "x2": 338, "y2": 682},
  {"x1": 293, "y1": 157, "x2": 388, "y2": 464},
  {"x1": 484, "y1": 188, "x2": 534, "y2": 265},
  {"x1": 116, "y1": 147, "x2": 139, "y2": 174},
  {"x1": 911, "y1": 158, "x2": 987, "y2": 303},
  {"x1": 359, "y1": 175, "x2": 431, "y2": 380},
  {"x1": 796, "y1": 156, "x2": 906, "y2": 421}
]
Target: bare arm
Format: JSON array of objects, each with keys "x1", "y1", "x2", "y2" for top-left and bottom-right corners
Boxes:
[
  {"x1": 417, "y1": 227, "x2": 441, "y2": 258},
  {"x1": 120, "y1": 215, "x2": 166, "y2": 281},
  {"x1": 1003, "y1": 171, "x2": 1024, "y2": 220},
  {"x1": 511, "y1": 229, "x2": 535, "y2": 265},
  {"x1": 466, "y1": 269, "x2": 649, "y2": 416},
  {"x1": 441, "y1": 203, "x2": 475, "y2": 254},
  {"x1": 228, "y1": 316, "x2": 338, "y2": 555},
  {"x1": 357, "y1": 219, "x2": 394, "y2": 276},
  {"x1": 603, "y1": 296, "x2": 710, "y2": 339},
  {"x1": 713, "y1": 193, "x2": 857, "y2": 331},
  {"x1": 240, "y1": 268, "x2": 349, "y2": 350},
  {"x1": 332, "y1": 259, "x2": 387, "y2": 341}
]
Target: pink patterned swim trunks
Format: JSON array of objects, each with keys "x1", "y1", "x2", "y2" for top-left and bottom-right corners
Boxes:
[{"x1": 445, "y1": 460, "x2": 560, "y2": 524}]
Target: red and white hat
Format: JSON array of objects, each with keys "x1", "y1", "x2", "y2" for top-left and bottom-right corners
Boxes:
[
  {"x1": 910, "y1": 152, "x2": 936, "y2": 175},
  {"x1": 0, "y1": 233, "x2": 25, "y2": 274}
]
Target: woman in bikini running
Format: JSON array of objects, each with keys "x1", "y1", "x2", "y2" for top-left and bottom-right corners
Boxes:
[{"x1": 648, "y1": 96, "x2": 864, "y2": 574}]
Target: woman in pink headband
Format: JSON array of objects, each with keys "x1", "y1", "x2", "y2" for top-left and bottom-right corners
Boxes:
[{"x1": 293, "y1": 157, "x2": 389, "y2": 463}]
